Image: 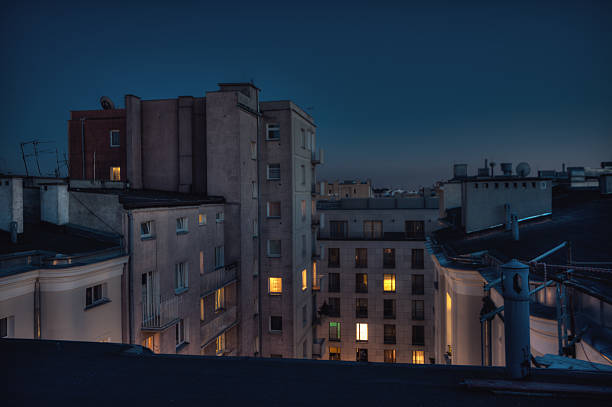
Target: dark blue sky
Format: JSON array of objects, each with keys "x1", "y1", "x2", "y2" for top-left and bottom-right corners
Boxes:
[{"x1": 1, "y1": 1, "x2": 610, "y2": 188}]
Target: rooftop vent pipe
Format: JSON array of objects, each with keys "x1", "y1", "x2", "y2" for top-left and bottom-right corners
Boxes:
[
  {"x1": 502, "y1": 259, "x2": 530, "y2": 379},
  {"x1": 511, "y1": 214, "x2": 519, "y2": 241}
]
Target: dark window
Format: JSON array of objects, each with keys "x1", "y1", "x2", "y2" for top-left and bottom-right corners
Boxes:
[
  {"x1": 384, "y1": 324, "x2": 396, "y2": 344},
  {"x1": 494, "y1": 183, "x2": 499, "y2": 189},
  {"x1": 328, "y1": 273, "x2": 340, "y2": 293},
  {"x1": 412, "y1": 300, "x2": 425, "y2": 320},
  {"x1": 0, "y1": 317, "x2": 7, "y2": 338},
  {"x1": 355, "y1": 273, "x2": 368, "y2": 293},
  {"x1": 383, "y1": 248, "x2": 395, "y2": 268},
  {"x1": 267, "y1": 164, "x2": 281, "y2": 180},
  {"x1": 270, "y1": 316, "x2": 282, "y2": 332},
  {"x1": 384, "y1": 299, "x2": 396, "y2": 319},
  {"x1": 267, "y1": 123, "x2": 280, "y2": 140},
  {"x1": 355, "y1": 248, "x2": 367, "y2": 268},
  {"x1": 330, "y1": 221, "x2": 348, "y2": 239},
  {"x1": 522, "y1": 182, "x2": 527, "y2": 188},
  {"x1": 531, "y1": 182, "x2": 536, "y2": 188},
  {"x1": 363, "y1": 220, "x2": 383, "y2": 239},
  {"x1": 86, "y1": 284, "x2": 103, "y2": 307},
  {"x1": 513, "y1": 182, "x2": 518, "y2": 189},
  {"x1": 110, "y1": 130, "x2": 120, "y2": 147},
  {"x1": 328, "y1": 298, "x2": 341, "y2": 317},
  {"x1": 411, "y1": 249, "x2": 424, "y2": 269},
  {"x1": 505, "y1": 182, "x2": 509, "y2": 188},
  {"x1": 329, "y1": 322, "x2": 341, "y2": 341},
  {"x1": 412, "y1": 274, "x2": 425, "y2": 295},
  {"x1": 356, "y1": 298, "x2": 368, "y2": 318},
  {"x1": 328, "y1": 248, "x2": 340, "y2": 268},
  {"x1": 356, "y1": 348, "x2": 368, "y2": 362},
  {"x1": 412, "y1": 325, "x2": 425, "y2": 346},
  {"x1": 405, "y1": 221, "x2": 425, "y2": 239},
  {"x1": 384, "y1": 349, "x2": 396, "y2": 363}
]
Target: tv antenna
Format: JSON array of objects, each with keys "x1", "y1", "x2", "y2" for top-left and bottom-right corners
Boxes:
[{"x1": 20, "y1": 140, "x2": 55, "y2": 176}]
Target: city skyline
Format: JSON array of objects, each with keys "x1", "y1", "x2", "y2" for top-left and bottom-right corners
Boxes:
[{"x1": 2, "y1": 1, "x2": 611, "y2": 188}]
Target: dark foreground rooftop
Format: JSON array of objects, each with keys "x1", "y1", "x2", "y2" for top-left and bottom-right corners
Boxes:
[{"x1": 2, "y1": 339, "x2": 611, "y2": 406}]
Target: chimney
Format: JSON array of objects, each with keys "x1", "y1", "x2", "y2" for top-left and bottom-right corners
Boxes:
[
  {"x1": 502, "y1": 259, "x2": 531, "y2": 379},
  {"x1": 511, "y1": 214, "x2": 519, "y2": 241},
  {"x1": 0, "y1": 177, "x2": 24, "y2": 236},
  {"x1": 40, "y1": 183, "x2": 69, "y2": 225}
]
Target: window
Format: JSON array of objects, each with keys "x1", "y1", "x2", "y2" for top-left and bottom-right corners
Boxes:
[
  {"x1": 215, "y1": 246, "x2": 224, "y2": 269},
  {"x1": 355, "y1": 248, "x2": 367, "y2": 268},
  {"x1": 301, "y1": 128, "x2": 306, "y2": 148},
  {"x1": 253, "y1": 219, "x2": 258, "y2": 237},
  {"x1": 214, "y1": 287, "x2": 225, "y2": 312},
  {"x1": 267, "y1": 163, "x2": 281, "y2": 180},
  {"x1": 384, "y1": 324, "x2": 396, "y2": 344},
  {"x1": 383, "y1": 274, "x2": 396, "y2": 292},
  {"x1": 266, "y1": 123, "x2": 280, "y2": 140},
  {"x1": 175, "y1": 319, "x2": 186, "y2": 347},
  {"x1": 216, "y1": 212, "x2": 224, "y2": 223},
  {"x1": 412, "y1": 249, "x2": 424, "y2": 269},
  {"x1": 303, "y1": 340, "x2": 307, "y2": 357},
  {"x1": 301, "y1": 269, "x2": 308, "y2": 291},
  {"x1": 199, "y1": 251, "x2": 204, "y2": 275},
  {"x1": 363, "y1": 220, "x2": 383, "y2": 239},
  {"x1": 405, "y1": 221, "x2": 425, "y2": 239},
  {"x1": 269, "y1": 277, "x2": 282, "y2": 294},
  {"x1": 384, "y1": 299, "x2": 396, "y2": 319},
  {"x1": 307, "y1": 130, "x2": 314, "y2": 151},
  {"x1": 216, "y1": 332, "x2": 225, "y2": 355},
  {"x1": 329, "y1": 346, "x2": 341, "y2": 360},
  {"x1": 412, "y1": 350, "x2": 425, "y2": 364},
  {"x1": 329, "y1": 221, "x2": 348, "y2": 239},
  {"x1": 252, "y1": 181, "x2": 257, "y2": 199},
  {"x1": 312, "y1": 262, "x2": 318, "y2": 290},
  {"x1": 302, "y1": 305, "x2": 307, "y2": 327},
  {"x1": 250, "y1": 141, "x2": 257, "y2": 160},
  {"x1": 86, "y1": 284, "x2": 104, "y2": 307},
  {"x1": 328, "y1": 297, "x2": 340, "y2": 317},
  {"x1": 270, "y1": 316, "x2": 282, "y2": 332},
  {"x1": 356, "y1": 323, "x2": 368, "y2": 342},
  {"x1": 142, "y1": 335, "x2": 154, "y2": 352},
  {"x1": 198, "y1": 213, "x2": 207, "y2": 225},
  {"x1": 329, "y1": 322, "x2": 341, "y2": 341},
  {"x1": 355, "y1": 273, "x2": 368, "y2": 293},
  {"x1": 110, "y1": 166, "x2": 121, "y2": 181},
  {"x1": 383, "y1": 248, "x2": 395, "y2": 268},
  {"x1": 175, "y1": 262, "x2": 188, "y2": 291},
  {"x1": 267, "y1": 201, "x2": 281, "y2": 218},
  {"x1": 412, "y1": 274, "x2": 425, "y2": 294},
  {"x1": 176, "y1": 217, "x2": 188, "y2": 233},
  {"x1": 412, "y1": 300, "x2": 425, "y2": 320},
  {"x1": 110, "y1": 130, "x2": 120, "y2": 147},
  {"x1": 198, "y1": 297, "x2": 205, "y2": 322},
  {"x1": 328, "y1": 248, "x2": 340, "y2": 267},
  {"x1": 300, "y1": 165, "x2": 306, "y2": 185},
  {"x1": 301, "y1": 234, "x2": 306, "y2": 259},
  {"x1": 412, "y1": 325, "x2": 425, "y2": 346},
  {"x1": 356, "y1": 298, "x2": 368, "y2": 318},
  {"x1": 267, "y1": 240, "x2": 281, "y2": 257},
  {"x1": 140, "y1": 221, "x2": 153, "y2": 239},
  {"x1": 1, "y1": 316, "x2": 13, "y2": 338},
  {"x1": 301, "y1": 200, "x2": 306, "y2": 220},
  {"x1": 384, "y1": 349, "x2": 396, "y2": 363},
  {"x1": 328, "y1": 272, "x2": 340, "y2": 292},
  {"x1": 356, "y1": 348, "x2": 368, "y2": 362}
]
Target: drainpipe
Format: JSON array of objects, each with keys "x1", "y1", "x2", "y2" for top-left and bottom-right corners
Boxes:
[
  {"x1": 81, "y1": 117, "x2": 86, "y2": 179},
  {"x1": 34, "y1": 277, "x2": 41, "y2": 339},
  {"x1": 127, "y1": 211, "x2": 134, "y2": 344},
  {"x1": 502, "y1": 259, "x2": 530, "y2": 379}
]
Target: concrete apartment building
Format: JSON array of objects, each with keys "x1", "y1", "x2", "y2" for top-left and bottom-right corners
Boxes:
[
  {"x1": 430, "y1": 164, "x2": 612, "y2": 367},
  {"x1": 317, "y1": 179, "x2": 372, "y2": 200},
  {"x1": 314, "y1": 196, "x2": 440, "y2": 363},
  {"x1": 0, "y1": 176, "x2": 127, "y2": 343}
]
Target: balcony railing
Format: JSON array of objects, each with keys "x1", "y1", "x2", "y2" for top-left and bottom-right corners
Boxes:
[
  {"x1": 202, "y1": 262, "x2": 238, "y2": 294},
  {"x1": 142, "y1": 295, "x2": 181, "y2": 331},
  {"x1": 201, "y1": 305, "x2": 237, "y2": 346}
]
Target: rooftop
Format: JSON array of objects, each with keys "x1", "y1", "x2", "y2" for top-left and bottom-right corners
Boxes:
[
  {"x1": 318, "y1": 197, "x2": 439, "y2": 210},
  {"x1": 2, "y1": 338, "x2": 611, "y2": 405},
  {"x1": 70, "y1": 188, "x2": 225, "y2": 209}
]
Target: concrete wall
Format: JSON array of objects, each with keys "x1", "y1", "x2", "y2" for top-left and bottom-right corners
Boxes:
[
  {"x1": 125, "y1": 95, "x2": 143, "y2": 189},
  {"x1": 40, "y1": 184, "x2": 69, "y2": 225},
  {"x1": 69, "y1": 191, "x2": 123, "y2": 235},
  {"x1": 439, "y1": 181, "x2": 461, "y2": 218},
  {"x1": 0, "y1": 177, "x2": 23, "y2": 234},
  {"x1": 22, "y1": 187, "x2": 40, "y2": 223}
]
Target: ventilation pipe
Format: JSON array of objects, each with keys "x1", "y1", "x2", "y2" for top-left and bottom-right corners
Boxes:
[
  {"x1": 511, "y1": 214, "x2": 519, "y2": 241},
  {"x1": 502, "y1": 259, "x2": 530, "y2": 379},
  {"x1": 10, "y1": 221, "x2": 18, "y2": 244},
  {"x1": 504, "y1": 204, "x2": 512, "y2": 231}
]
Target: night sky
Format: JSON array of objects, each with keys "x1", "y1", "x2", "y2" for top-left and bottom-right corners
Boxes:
[{"x1": 1, "y1": 1, "x2": 610, "y2": 189}]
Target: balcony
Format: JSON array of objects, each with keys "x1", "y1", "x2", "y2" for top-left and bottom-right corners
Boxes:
[
  {"x1": 141, "y1": 295, "x2": 181, "y2": 331},
  {"x1": 201, "y1": 305, "x2": 237, "y2": 346},
  {"x1": 311, "y1": 148, "x2": 324, "y2": 165},
  {"x1": 201, "y1": 262, "x2": 238, "y2": 294}
]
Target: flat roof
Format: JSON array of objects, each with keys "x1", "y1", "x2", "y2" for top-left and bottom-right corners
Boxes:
[
  {"x1": 2, "y1": 338, "x2": 611, "y2": 405},
  {"x1": 70, "y1": 188, "x2": 225, "y2": 209}
]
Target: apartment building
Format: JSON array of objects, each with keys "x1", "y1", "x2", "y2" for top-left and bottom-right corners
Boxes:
[
  {"x1": 258, "y1": 101, "x2": 322, "y2": 358},
  {"x1": 314, "y1": 196, "x2": 440, "y2": 363},
  {"x1": 0, "y1": 177, "x2": 128, "y2": 343}
]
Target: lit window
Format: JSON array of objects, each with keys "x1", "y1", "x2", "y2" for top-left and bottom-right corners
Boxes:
[
  {"x1": 214, "y1": 287, "x2": 225, "y2": 312},
  {"x1": 312, "y1": 262, "x2": 318, "y2": 290},
  {"x1": 200, "y1": 298, "x2": 205, "y2": 321},
  {"x1": 269, "y1": 277, "x2": 282, "y2": 294},
  {"x1": 301, "y1": 200, "x2": 306, "y2": 220},
  {"x1": 329, "y1": 346, "x2": 341, "y2": 360},
  {"x1": 110, "y1": 166, "x2": 121, "y2": 181},
  {"x1": 176, "y1": 217, "x2": 188, "y2": 233},
  {"x1": 384, "y1": 349, "x2": 396, "y2": 363},
  {"x1": 355, "y1": 273, "x2": 368, "y2": 293},
  {"x1": 216, "y1": 332, "x2": 225, "y2": 355},
  {"x1": 175, "y1": 262, "x2": 188, "y2": 291},
  {"x1": 267, "y1": 163, "x2": 280, "y2": 180},
  {"x1": 267, "y1": 240, "x2": 281, "y2": 257},
  {"x1": 215, "y1": 246, "x2": 224, "y2": 269},
  {"x1": 412, "y1": 350, "x2": 425, "y2": 364},
  {"x1": 142, "y1": 335, "x2": 154, "y2": 352},
  {"x1": 199, "y1": 251, "x2": 204, "y2": 275},
  {"x1": 301, "y1": 269, "x2": 307, "y2": 291},
  {"x1": 266, "y1": 123, "x2": 280, "y2": 140},
  {"x1": 140, "y1": 221, "x2": 153, "y2": 238},
  {"x1": 267, "y1": 201, "x2": 281, "y2": 218},
  {"x1": 329, "y1": 322, "x2": 341, "y2": 341},
  {"x1": 383, "y1": 274, "x2": 396, "y2": 292},
  {"x1": 85, "y1": 284, "x2": 105, "y2": 307},
  {"x1": 198, "y1": 213, "x2": 207, "y2": 225},
  {"x1": 356, "y1": 323, "x2": 368, "y2": 342},
  {"x1": 110, "y1": 130, "x2": 120, "y2": 147},
  {"x1": 355, "y1": 248, "x2": 367, "y2": 268}
]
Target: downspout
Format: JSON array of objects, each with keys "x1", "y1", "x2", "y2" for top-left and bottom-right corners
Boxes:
[
  {"x1": 256, "y1": 93, "x2": 263, "y2": 357},
  {"x1": 34, "y1": 278, "x2": 41, "y2": 339},
  {"x1": 81, "y1": 117, "x2": 86, "y2": 179},
  {"x1": 127, "y1": 211, "x2": 134, "y2": 344}
]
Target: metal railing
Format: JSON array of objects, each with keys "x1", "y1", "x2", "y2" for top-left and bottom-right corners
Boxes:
[{"x1": 142, "y1": 295, "x2": 181, "y2": 330}]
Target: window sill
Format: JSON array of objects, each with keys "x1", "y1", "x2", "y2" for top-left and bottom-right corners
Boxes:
[
  {"x1": 176, "y1": 342, "x2": 189, "y2": 352},
  {"x1": 198, "y1": 223, "x2": 206, "y2": 227},
  {"x1": 84, "y1": 298, "x2": 111, "y2": 311},
  {"x1": 356, "y1": 340, "x2": 368, "y2": 344},
  {"x1": 140, "y1": 235, "x2": 155, "y2": 241},
  {"x1": 176, "y1": 230, "x2": 189, "y2": 235},
  {"x1": 266, "y1": 138, "x2": 280, "y2": 142},
  {"x1": 214, "y1": 266, "x2": 225, "y2": 270},
  {"x1": 269, "y1": 330, "x2": 282, "y2": 335},
  {"x1": 267, "y1": 255, "x2": 281, "y2": 258},
  {"x1": 216, "y1": 220, "x2": 224, "y2": 224},
  {"x1": 383, "y1": 291, "x2": 396, "y2": 294},
  {"x1": 269, "y1": 292, "x2": 282, "y2": 296},
  {"x1": 174, "y1": 287, "x2": 189, "y2": 295},
  {"x1": 267, "y1": 216, "x2": 281, "y2": 219},
  {"x1": 328, "y1": 338, "x2": 341, "y2": 342},
  {"x1": 383, "y1": 316, "x2": 396, "y2": 320}
]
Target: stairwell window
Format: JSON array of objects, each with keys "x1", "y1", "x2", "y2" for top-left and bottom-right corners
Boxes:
[
  {"x1": 110, "y1": 130, "x2": 120, "y2": 147},
  {"x1": 267, "y1": 201, "x2": 281, "y2": 218},
  {"x1": 267, "y1": 240, "x2": 281, "y2": 257},
  {"x1": 266, "y1": 123, "x2": 280, "y2": 140},
  {"x1": 176, "y1": 217, "x2": 188, "y2": 234},
  {"x1": 269, "y1": 277, "x2": 282, "y2": 294},
  {"x1": 267, "y1": 164, "x2": 281, "y2": 180},
  {"x1": 216, "y1": 332, "x2": 225, "y2": 355}
]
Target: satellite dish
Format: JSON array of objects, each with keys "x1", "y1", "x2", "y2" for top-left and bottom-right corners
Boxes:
[
  {"x1": 100, "y1": 96, "x2": 115, "y2": 110},
  {"x1": 516, "y1": 162, "x2": 531, "y2": 177}
]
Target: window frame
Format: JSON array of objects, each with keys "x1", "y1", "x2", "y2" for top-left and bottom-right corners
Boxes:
[
  {"x1": 270, "y1": 316, "x2": 283, "y2": 332},
  {"x1": 267, "y1": 201, "x2": 281, "y2": 218},
  {"x1": 383, "y1": 274, "x2": 396, "y2": 293},
  {"x1": 267, "y1": 239, "x2": 281, "y2": 257},
  {"x1": 269, "y1": 277, "x2": 283, "y2": 294},
  {"x1": 176, "y1": 217, "x2": 188, "y2": 234},
  {"x1": 174, "y1": 262, "x2": 189, "y2": 292},
  {"x1": 356, "y1": 322, "x2": 369, "y2": 342},
  {"x1": 267, "y1": 163, "x2": 281, "y2": 180},
  {"x1": 140, "y1": 220, "x2": 153, "y2": 239},
  {"x1": 329, "y1": 321, "x2": 341, "y2": 341},
  {"x1": 110, "y1": 130, "x2": 120, "y2": 147},
  {"x1": 328, "y1": 248, "x2": 340, "y2": 268},
  {"x1": 266, "y1": 123, "x2": 280, "y2": 140}
]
